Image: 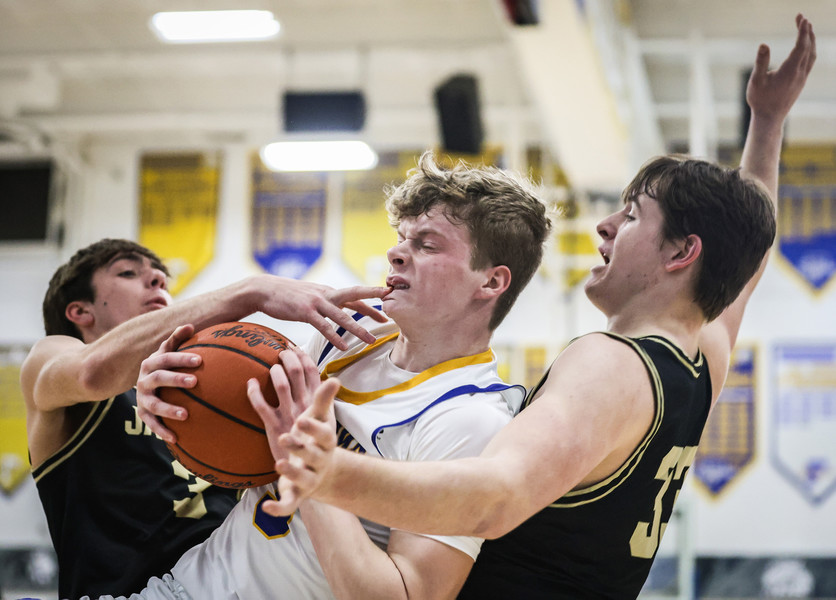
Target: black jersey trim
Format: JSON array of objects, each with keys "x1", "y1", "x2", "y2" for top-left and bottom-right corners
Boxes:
[
  {"x1": 550, "y1": 332, "x2": 665, "y2": 507},
  {"x1": 640, "y1": 335, "x2": 704, "y2": 377},
  {"x1": 32, "y1": 397, "x2": 115, "y2": 482}
]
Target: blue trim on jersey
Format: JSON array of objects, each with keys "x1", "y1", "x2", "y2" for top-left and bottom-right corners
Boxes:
[
  {"x1": 317, "y1": 305, "x2": 383, "y2": 366},
  {"x1": 370, "y1": 382, "x2": 524, "y2": 454}
]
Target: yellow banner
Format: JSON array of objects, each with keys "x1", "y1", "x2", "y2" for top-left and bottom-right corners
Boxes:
[
  {"x1": 139, "y1": 152, "x2": 220, "y2": 296},
  {"x1": 341, "y1": 151, "x2": 420, "y2": 284},
  {"x1": 0, "y1": 347, "x2": 31, "y2": 495},
  {"x1": 341, "y1": 148, "x2": 506, "y2": 284}
]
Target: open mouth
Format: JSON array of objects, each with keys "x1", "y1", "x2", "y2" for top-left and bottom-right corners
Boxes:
[
  {"x1": 385, "y1": 277, "x2": 409, "y2": 291},
  {"x1": 599, "y1": 248, "x2": 610, "y2": 265}
]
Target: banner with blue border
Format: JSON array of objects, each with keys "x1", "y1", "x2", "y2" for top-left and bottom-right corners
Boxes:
[
  {"x1": 771, "y1": 342, "x2": 836, "y2": 504},
  {"x1": 694, "y1": 344, "x2": 757, "y2": 497},
  {"x1": 250, "y1": 154, "x2": 326, "y2": 278},
  {"x1": 776, "y1": 145, "x2": 836, "y2": 295}
]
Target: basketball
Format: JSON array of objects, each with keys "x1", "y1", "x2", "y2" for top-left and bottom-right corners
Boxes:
[{"x1": 158, "y1": 321, "x2": 295, "y2": 489}]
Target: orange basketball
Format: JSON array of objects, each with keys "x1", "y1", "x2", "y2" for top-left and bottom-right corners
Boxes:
[{"x1": 158, "y1": 321, "x2": 295, "y2": 489}]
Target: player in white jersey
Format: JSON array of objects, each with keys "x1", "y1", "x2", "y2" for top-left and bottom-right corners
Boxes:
[
  {"x1": 165, "y1": 314, "x2": 523, "y2": 599},
  {"x1": 120, "y1": 151, "x2": 552, "y2": 600}
]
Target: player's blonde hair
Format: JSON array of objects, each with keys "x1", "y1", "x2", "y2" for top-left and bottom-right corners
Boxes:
[{"x1": 385, "y1": 151, "x2": 551, "y2": 330}]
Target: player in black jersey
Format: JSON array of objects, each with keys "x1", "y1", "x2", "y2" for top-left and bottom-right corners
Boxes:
[
  {"x1": 253, "y1": 15, "x2": 817, "y2": 600},
  {"x1": 21, "y1": 238, "x2": 387, "y2": 599}
]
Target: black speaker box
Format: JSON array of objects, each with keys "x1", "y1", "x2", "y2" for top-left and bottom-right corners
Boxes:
[
  {"x1": 0, "y1": 159, "x2": 53, "y2": 241},
  {"x1": 434, "y1": 75, "x2": 484, "y2": 155},
  {"x1": 283, "y1": 91, "x2": 366, "y2": 132}
]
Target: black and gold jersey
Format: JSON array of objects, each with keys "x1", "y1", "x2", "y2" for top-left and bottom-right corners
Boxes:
[
  {"x1": 32, "y1": 389, "x2": 238, "y2": 600},
  {"x1": 459, "y1": 333, "x2": 712, "y2": 600}
]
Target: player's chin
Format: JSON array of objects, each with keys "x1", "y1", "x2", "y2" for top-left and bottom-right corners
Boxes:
[{"x1": 380, "y1": 296, "x2": 406, "y2": 317}]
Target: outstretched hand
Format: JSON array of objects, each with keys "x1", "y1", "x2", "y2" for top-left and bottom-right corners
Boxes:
[
  {"x1": 747, "y1": 13, "x2": 816, "y2": 122},
  {"x1": 258, "y1": 277, "x2": 389, "y2": 351},
  {"x1": 252, "y1": 358, "x2": 339, "y2": 517},
  {"x1": 248, "y1": 347, "x2": 324, "y2": 466}
]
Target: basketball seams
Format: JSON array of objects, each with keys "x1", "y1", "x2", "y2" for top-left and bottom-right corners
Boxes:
[
  {"x1": 159, "y1": 321, "x2": 294, "y2": 488},
  {"x1": 177, "y1": 343, "x2": 281, "y2": 370},
  {"x1": 174, "y1": 386, "x2": 267, "y2": 435},
  {"x1": 170, "y1": 442, "x2": 276, "y2": 479}
]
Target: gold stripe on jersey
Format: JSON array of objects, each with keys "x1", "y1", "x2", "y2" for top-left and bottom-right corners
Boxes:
[
  {"x1": 550, "y1": 332, "x2": 665, "y2": 508},
  {"x1": 321, "y1": 333, "x2": 496, "y2": 405},
  {"x1": 319, "y1": 332, "x2": 400, "y2": 378},
  {"x1": 642, "y1": 335, "x2": 704, "y2": 378},
  {"x1": 32, "y1": 397, "x2": 114, "y2": 482}
]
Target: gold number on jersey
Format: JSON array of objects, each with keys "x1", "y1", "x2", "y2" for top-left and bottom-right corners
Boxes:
[
  {"x1": 171, "y1": 459, "x2": 209, "y2": 519},
  {"x1": 629, "y1": 445, "x2": 697, "y2": 559}
]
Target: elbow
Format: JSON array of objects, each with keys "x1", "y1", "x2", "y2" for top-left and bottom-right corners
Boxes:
[
  {"x1": 476, "y1": 507, "x2": 520, "y2": 540},
  {"x1": 75, "y1": 353, "x2": 113, "y2": 397},
  {"x1": 470, "y1": 487, "x2": 526, "y2": 539}
]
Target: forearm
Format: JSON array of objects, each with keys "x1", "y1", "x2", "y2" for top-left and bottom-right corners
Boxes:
[
  {"x1": 299, "y1": 500, "x2": 408, "y2": 600},
  {"x1": 76, "y1": 276, "x2": 265, "y2": 398},
  {"x1": 740, "y1": 112, "x2": 785, "y2": 202},
  {"x1": 314, "y1": 450, "x2": 516, "y2": 539}
]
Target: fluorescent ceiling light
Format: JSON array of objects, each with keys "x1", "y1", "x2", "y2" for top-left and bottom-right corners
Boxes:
[
  {"x1": 260, "y1": 141, "x2": 379, "y2": 172},
  {"x1": 150, "y1": 10, "x2": 280, "y2": 43}
]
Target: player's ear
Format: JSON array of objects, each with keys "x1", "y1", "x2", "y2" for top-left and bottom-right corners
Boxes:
[
  {"x1": 665, "y1": 234, "x2": 702, "y2": 272},
  {"x1": 478, "y1": 265, "x2": 511, "y2": 299},
  {"x1": 66, "y1": 301, "x2": 94, "y2": 328}
]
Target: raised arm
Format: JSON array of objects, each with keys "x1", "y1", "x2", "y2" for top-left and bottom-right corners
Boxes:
[
  {"x1": 707, "y1": 14, "x2": 815, "y2": 351},
  {"x1": 741, "y1": 14, "x2": 816, "y2": 199}
]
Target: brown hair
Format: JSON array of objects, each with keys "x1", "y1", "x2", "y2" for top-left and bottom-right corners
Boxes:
[
  {"x1": 385, "y1": 152, "x2": 552, "y2": 329},
  {"x1": 623, "y1": 155, "x2": 776, "y2": 321},
  {"x1": 43, "y1": 239, "x2": 168, "y2": 339}
]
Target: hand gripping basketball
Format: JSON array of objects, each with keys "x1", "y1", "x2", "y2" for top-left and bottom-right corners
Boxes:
[{"x1": 157, "y1": 321, "x2": 295, "y2": 489}]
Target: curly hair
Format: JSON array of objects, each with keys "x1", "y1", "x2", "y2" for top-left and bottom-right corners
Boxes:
[{"x1": 385, "y1": 152, "x2": 552, "y2": 330}]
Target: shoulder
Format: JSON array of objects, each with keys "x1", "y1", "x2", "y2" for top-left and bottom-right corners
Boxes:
[
  {"x1": 410, "y1": 394, "x2": 513, "y2": 461},
  {"x1": 529, "y1": 332, "x2": 655, "y2": 439},
  {"x1": 20, "y1": 335, "x2": 85, "y2": 399},
  {"x1": 539, "y1": 332, "x2": 649, "y2": 397}
]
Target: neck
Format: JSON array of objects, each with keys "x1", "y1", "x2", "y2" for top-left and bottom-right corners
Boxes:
[
  {"x1": 605, "y1": 301, "x2": 705, "y2": 359},
  {"x1": 389, "y1": 325, "x2": 493, "y2": 373}
]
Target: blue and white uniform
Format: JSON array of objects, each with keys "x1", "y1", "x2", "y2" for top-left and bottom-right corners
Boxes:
[{"x1": 156, "y1": 315, "x2": 524, "y2": 600}]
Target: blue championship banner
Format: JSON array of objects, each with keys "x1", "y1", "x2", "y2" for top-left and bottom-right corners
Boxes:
[
  {"x1": 139, "y1": 152, "x2": 220, "y2": 296},
  {"x1": 771, "y1": 343, "x2": 836, "y2": 505},
  {"x1": 0, "y1": 346, "x2": 31, "y2": 495},
  {"x1": 776, "y1": 145, "x2": 836, "y2": 295},
  {"x1": 250, "y1": 154, "x2": 326, "y2": 278},
  {"x1": 693, "y1": 345, "x2": 757, "y2": 497}
]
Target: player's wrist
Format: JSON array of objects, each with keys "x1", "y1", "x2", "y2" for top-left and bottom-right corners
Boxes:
[{"x1": 232, "y1": 275, "x2": 272, "y2": 315}]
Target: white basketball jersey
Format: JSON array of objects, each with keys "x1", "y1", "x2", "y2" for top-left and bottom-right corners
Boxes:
[{"x1": 171, "y1": 314, "x2": 524, "y2": 599}]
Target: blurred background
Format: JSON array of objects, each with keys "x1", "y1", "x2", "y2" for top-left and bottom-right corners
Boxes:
[{"x1": 1, "y1": 1, "x2": 835, "y2": 598}]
